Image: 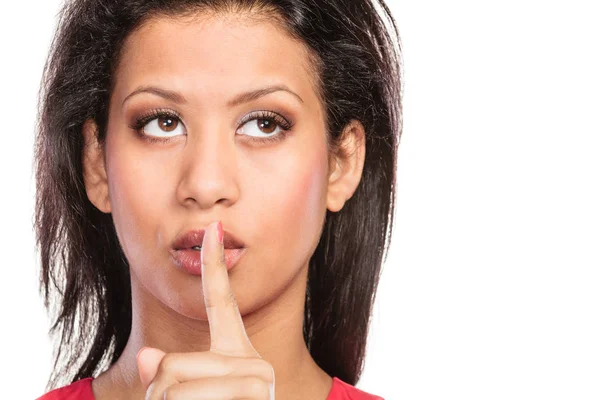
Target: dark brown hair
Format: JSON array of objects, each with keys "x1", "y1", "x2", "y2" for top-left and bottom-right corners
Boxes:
[{"x1": 35, "y1": 0, "x2": 403, "y2": 391}]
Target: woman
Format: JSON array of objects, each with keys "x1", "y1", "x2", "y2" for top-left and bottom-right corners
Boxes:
[{"x1": 35, "y1": 0, "x2": 402, "y2": 398}]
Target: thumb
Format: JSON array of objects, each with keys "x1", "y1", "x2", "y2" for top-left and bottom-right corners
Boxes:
[{"x1": 136, "y1": 347, "x2": 167, "y2": 389}]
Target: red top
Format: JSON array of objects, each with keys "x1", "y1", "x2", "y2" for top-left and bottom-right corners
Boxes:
[{"x1": 36, "y1": 376, "x2": 384, "y2": 399}]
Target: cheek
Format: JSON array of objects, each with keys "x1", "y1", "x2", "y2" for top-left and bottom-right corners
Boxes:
[
  {"x1": 229, "y1": 146, "x2": 328, "y2": 316},
  {"x1": 285, "y1": 160, "x2": 326, "y2": 224},
  {"x1": 260, "y1": 146, "x2": 329, "y2": 267},
  {"x1": 105, "y1": 135, "x2": 169, "y2": 261}
]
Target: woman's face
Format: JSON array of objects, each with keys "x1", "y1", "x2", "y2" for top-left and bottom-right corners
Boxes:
[{"x1": 99, "y1": 12, "x2": 332, "y2": 320}]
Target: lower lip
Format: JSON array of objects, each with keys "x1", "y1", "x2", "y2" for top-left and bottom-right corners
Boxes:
[{"x1": 170, "y1": 248, "x2": 246, "y2": 276}]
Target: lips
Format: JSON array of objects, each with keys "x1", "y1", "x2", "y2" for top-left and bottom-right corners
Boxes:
[
  {"x1": 170, "y1": 227, "x2": 246, "y2": 275},
  {"x1": 171, "y1": 247, "x2": 246, "y2": 275},
  {"x1": 172, "y1": 228, "x2": 245, "y2": 250}
]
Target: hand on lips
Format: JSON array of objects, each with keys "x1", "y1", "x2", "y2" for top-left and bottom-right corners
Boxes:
[
  {"x1": 171, "y1": 226, "x2": 246, "y2": 275},
  {"x1": 137, "y1": 221, "x2": 275, "y2": 399}
]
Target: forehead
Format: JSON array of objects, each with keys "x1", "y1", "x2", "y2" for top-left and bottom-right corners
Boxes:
[{"x1": 112, "y1": 13, "x2": 318, "y2": 109}]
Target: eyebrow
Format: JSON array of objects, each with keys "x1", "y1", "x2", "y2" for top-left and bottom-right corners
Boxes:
[{"x1": 121, "y1": 84, "x2": 304, "y2": 107}]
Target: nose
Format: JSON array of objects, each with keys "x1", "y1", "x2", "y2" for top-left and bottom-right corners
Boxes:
[{"x1": 176, "y1": 122, "x2": 239, "y2": 209}]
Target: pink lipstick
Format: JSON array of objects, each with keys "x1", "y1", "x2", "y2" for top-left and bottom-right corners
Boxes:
[{"x1": 170, "y1": 247, "x2": 246, "y2": 275}]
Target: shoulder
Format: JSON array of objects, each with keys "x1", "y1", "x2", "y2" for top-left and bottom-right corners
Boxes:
[
  {"x1": 327, "y1": 377, "x2": 385, "y2": 400},
  {"x1": 36, "y1": 377, "x2": 95, "y2": 400}
]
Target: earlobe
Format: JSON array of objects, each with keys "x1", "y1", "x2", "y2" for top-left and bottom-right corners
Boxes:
[
  {"x1": 82, "y1": 118, "x2": 111, "y2": 214},
  {"x1": 326, "y1": 119, "x2": 366, "y2": 212}
]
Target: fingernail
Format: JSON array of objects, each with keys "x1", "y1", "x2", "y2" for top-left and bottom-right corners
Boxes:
[
  {"x1": 136, "y1": 347, "x2": 147, "y2": 361},
  {"x1": 217, "y1": 221, "x2": 224, "y2": 244}
]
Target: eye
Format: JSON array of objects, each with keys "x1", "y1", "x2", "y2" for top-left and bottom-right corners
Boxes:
[
  {"x1": 141, "y1": 114, "x2": 184, "y2": 138},
  {"x1": 129, "y1": 109, "x2": 185, "y2": 143},
  {"x1": 130, "y1": 109, "x2": 293, "y2": 144},
  {"x1": 238, "y1": 118, "x2": 281, "y2": 138},
  {"x1": 236, "y1": 110, "x2": 294, "y2": 143}
]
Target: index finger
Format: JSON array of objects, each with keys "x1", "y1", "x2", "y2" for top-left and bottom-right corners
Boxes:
[{"x1": 201, "y1": 220, "x2": 257, "y2": 357}]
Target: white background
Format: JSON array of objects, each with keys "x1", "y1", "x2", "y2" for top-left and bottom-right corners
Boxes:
[{"x1": 1, "y1": 0, "x2": 599, "y2": 399}]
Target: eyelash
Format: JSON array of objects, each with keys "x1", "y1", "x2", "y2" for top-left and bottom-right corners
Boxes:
[{"x1": 128, "y1": 108, "x2": 295, "y2": 144}]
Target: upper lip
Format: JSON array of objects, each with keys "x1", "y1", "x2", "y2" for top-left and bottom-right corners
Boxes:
[{"x1": 172, "y1": 227, "x2": 245, "y2": 250}]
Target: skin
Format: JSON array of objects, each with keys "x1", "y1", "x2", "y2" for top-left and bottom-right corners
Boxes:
[{"x1": 82, "y1": 10, "x2": 365, "y2": 400}]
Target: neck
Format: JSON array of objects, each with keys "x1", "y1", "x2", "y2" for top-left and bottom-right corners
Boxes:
[{"x1": 92, "y1": 263, "x2": 332, "y2": 400}]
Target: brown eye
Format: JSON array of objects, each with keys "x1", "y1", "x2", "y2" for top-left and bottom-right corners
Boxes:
[
  {"x1": 158, "y1": 115, "x2": 178, "y2": 132},
  {"x1": 134, "y1": 111, "x2": 185, "y2": 140},
  {"x1": 256, "y1": 118, "x2": 276, "y2": 134},
  {"x1": 236, "y1": 111, "x2": 292, "y2": 143}
]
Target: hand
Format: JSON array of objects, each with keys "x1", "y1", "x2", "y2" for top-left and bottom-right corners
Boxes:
[{"x1": 136, "y1": 221, "x2": 275, "y2": 399}]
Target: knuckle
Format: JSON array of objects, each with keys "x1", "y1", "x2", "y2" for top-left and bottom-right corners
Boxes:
[
  {"x1": 255, "y1": 359, "x2": 275, "y2": 384},
  {"x1": 208, "y1": 351, "x2": 242, "y2": 375},
  {"x1": 157, "y1": 353, "x2": 176, "y2": 376},
  {"x1": 211, "y1": 352, "x2": 233, "y2": 372},
  {"x1": 162, "y1": 385, "x2": 179, "y2": 400},
  {"x1": 205, "y1": 290, "x2": 237, "y2": 310},
  {"x1": 243, "y1": 376, "x2": 270, "y2": 398},
  {"x1": 227, "y1": 290, "x2": 238, "y2": 308},
  {"x1": 204, "y1": 294, "x2": 216, "y2": 308},
  {"x1": 207, "y1": 290, "x2": 237, "y2": 310},
  {"x1": 146, "y1": 381, "x2": 169, "y2": 400}
]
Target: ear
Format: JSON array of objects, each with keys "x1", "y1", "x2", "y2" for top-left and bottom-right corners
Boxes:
[
  {"x1": 82, "y1": 119, "x2": 111, "y2": 213},
  {"x1": 326, "y1": 119, "x2": 366, "y2": 212}
]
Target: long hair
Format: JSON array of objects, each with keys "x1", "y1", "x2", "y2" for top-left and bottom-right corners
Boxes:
[{"x1": 35, "y1": 0, "x2": 402, "y2": 391}]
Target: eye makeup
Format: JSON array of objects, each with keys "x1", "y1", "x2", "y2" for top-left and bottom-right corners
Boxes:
[{"x1": 128, "y1": 107, "x2": 296, "y2": 145}]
